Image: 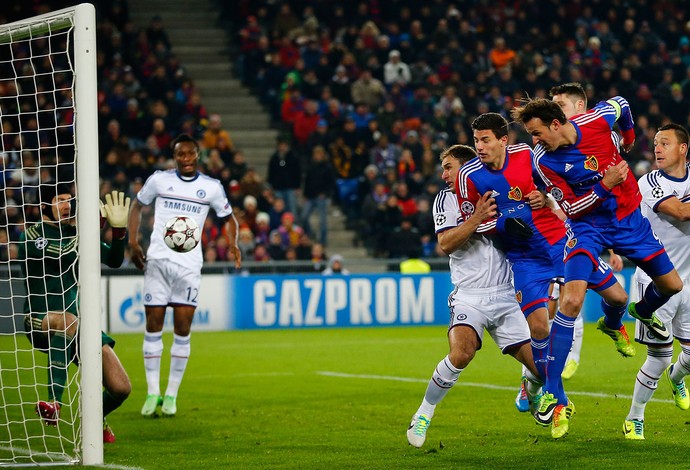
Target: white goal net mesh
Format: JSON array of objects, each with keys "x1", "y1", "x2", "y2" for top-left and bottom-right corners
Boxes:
[{"x1": 0, "y1": 9, "x2": 84, "y2": 466}]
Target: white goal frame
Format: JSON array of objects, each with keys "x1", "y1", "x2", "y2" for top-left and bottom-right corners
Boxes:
[{"x1": 0, "y1": 3, "x2": 102, "y2": 466}]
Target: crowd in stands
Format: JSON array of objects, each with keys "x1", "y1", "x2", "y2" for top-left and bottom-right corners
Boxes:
[
  {"x1": 3, "y1": 0, "x2": 690, "y2": 266},
  {"x1": 228, "y1": 0, "x2": 690, "y2": 259}
]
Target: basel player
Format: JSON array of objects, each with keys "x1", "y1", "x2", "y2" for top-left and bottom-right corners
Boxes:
[
  {"x1": 512, "y1": 97, "x2": 683, "y2": 435},
  {"x1": 128, "y1": 134, "x2": 241, "y2": 417},
  {"x1": 457, "y1": 112, "x2": 631, "y2": 439},
  {"x1": 623, "y1": 124, "x2": 690, "y2": 440},
  {"x1": 406, "y1": 144, "x2": 542, "y2": 448},
  {"x1": 22, "y1": 184, "x2": 132, "y2": 442},
  {"x1": 550, "y1": 82, "x2": 626, "y2": 379}
]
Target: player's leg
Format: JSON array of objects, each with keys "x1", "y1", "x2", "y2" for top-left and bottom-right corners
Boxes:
[
  {"x1": 665, "y1": 286, "x2": 690, "y2": 411},
  {"x1": 593, "y1": 279, "x2": 635, "y2": 357},
  {"x1": 626, "y1": 344, "x2": 672, "y2": 440},
  {"x1": 141, "y1": 259, "x2": 173, "y2": 416},
  {"x1": 102, "y1": 341, "x2": 131, "y2": 443},
  {"x1": 162, "y1": 305, "x2": 195, "y2": 416},
  {"x1": 142, "y1": 305, "x2": 166, "y2": 416},
  {"x1": 407, "y1": 288, "x2": 487, "y2": 448},
  {"x1": 42, "y1": 312, "x2": 78, "y2": 414},
  {"x1": 562, "y1": 315, "x2": 584, "y2": 380},
  {"x1": 619, "y1": 216, "x2": 680, "y2": 338}
]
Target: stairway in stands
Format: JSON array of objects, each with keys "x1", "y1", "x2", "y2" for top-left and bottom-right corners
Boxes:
[{"x1": 129, "y1": 0, "x2": 369, "y2": 262}]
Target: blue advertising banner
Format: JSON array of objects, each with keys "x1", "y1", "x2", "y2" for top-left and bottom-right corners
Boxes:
[{"x1": 227, "y1": 273, "x2": 455, "y2": 329}]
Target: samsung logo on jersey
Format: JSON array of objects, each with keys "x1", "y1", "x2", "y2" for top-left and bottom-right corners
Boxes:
[{"x1": 163, "y1": 201, "x2": 202, "y2": 213}]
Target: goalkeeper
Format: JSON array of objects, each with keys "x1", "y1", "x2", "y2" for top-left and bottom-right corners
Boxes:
[{"x1": 20, "y1": 184, "x2": 132, "y2": 443}]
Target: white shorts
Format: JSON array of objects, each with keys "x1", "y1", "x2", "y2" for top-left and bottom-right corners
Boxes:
[
  {"x1": 143, "y1": 258, "x2": 201, "y2": 307},
  {"x1": 633, "y1": 280, "x2": 690, "y2": 346},
  {"x1": 448, "y1": 283, "x2": 530, "y2": 353}
]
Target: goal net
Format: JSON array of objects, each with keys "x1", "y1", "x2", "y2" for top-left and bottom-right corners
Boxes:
[{"x1": 0, "y1": 3, "x2": 103, "y2": 466}]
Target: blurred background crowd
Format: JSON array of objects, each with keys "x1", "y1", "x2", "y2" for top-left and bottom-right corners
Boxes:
[{"x1": 2, "y1": 0, "x2": 690, "y2": 268}]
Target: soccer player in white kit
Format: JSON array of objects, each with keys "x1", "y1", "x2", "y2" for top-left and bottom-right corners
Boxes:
[
  {"x1": 128, "y1": 134, "x2": 241, "y2": 417},
  {"x1": 623, "y1": 123, "x2": 690, "y2": 440},
  {"x1": 406, "y1": 144, "x2": 542, "y2": 448}
]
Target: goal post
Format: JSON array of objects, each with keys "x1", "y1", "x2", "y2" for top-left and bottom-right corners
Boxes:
[{"x1": 0, "y1": 3, "x2": 102, "y2": 466}]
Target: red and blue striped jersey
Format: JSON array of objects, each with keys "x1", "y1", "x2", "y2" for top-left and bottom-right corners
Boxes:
[
  {"x1": 456, "y1": 143, "x2": 565, "y2": 261},
  {"x1": 533, "y1": 96, "x2": 640, "y2": 226}
]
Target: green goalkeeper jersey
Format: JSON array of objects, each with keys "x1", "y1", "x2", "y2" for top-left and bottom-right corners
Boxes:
[{"x1": 19, "y1": 221, "x2": 126, "y2": 316}]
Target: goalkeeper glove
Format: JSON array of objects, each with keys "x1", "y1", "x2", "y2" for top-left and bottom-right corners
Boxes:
[
  {"x1": 503, "y1": 217, "x2": 533, "y2": 241},
  {"x1": 100, "y1": 190, "x2": 131, "y2": 239}
]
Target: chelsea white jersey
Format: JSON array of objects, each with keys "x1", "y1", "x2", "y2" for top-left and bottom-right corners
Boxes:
[
  {"x1": 636, "y1": 167, "x2": 690, "y2": 284},
  {"x1": 137, "y1": 170, "x2": 233, "y2": 271},
  {"x1": 433, "y1": 189, "x2": 513, "y2": 289}
]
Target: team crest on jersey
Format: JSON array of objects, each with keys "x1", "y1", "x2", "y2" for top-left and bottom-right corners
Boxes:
[
  {"x1": 515, "y1": 291, "x2": 522, "y2": 304},
  {"x1": 34, "y1": 237, "x2": 48, "y2": 250},
  {"x1": 566, "y1": 238, "x2": 577, "y2": 249},
  {"x1": 651, "y1": 186, "x2": 664, "y2": 199},
  {"x1": 196, "y1": 189, "x2": 206, "y2": 199},
  {"x1": 550, "y1": 187, "x2": 564, "y2": 201},
  {"x1": 435, "y1": 214, "x2": 447, "y2": 225},
  {"x1": 507, "y1": 186, "x2": 523, "y2": 201},
  {"x1": 461, "y1": 201, "x2": 475, "y2": 214},
  {"x1": 584, "y1": 155, "x2": 598, "y2": 171}
]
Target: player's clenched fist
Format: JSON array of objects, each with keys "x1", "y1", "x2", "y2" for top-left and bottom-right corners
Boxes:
[{"x1": 602, "y1": 160, "x2": 629, "y2": 189}]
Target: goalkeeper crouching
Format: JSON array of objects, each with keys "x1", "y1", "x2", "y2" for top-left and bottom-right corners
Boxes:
[{"x1": 20, "y1": 184, "x2": 132, "y2": 443}]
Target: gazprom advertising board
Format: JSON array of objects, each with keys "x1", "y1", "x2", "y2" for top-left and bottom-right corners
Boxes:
[{"x1": 104, "y1": 268, "x2": 637, "y2": 333}]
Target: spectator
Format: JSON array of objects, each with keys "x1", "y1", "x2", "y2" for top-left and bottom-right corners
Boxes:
[
  {"x1": 267, "y1": 138, "x2": 301, "y2": 215},
  {"x1": 202, "y1": 113, "x2": 234, "y2": 152},
  {"x1": 384, "y1": 50, "x2": 411, "y2": 88},
  {"x1": 351, "y1": 69, "x2": 387, "y2": 110},
  {"x1": 301, "y1": 145, "x2": 335, "y2": 246},
  {"x1": 322, "y1": 254, "x2": 350, "y2": 275},
  {"x1": 388, "y1": 217, "x2": 422, "y2": 259}
]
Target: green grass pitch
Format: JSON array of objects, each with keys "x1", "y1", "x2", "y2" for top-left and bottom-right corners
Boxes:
[{"x1": 2, "y1": 322, "x2": 689, "y2": 469}]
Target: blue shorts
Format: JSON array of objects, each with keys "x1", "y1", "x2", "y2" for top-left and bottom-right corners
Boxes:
[
  {"x1": 511, "y1": 241, "x2": 565, "y2": 317},
  {"x1": 564, "y1": 209, "x2": 674, "y2": 280}
]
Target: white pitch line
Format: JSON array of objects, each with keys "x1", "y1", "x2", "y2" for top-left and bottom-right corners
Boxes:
[{"x1": 317, "y1": 371, "x2": 674, "y2": 404}]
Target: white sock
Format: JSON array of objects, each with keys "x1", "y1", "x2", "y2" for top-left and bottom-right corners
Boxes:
[
  {"x1": 524, "y1": 368, "x2": 543, "y2": 398},
  {"x1": 569, "y1": 315, "x2": 584, "y2": 363},
  {"x1": 627, "y1": 348, "x2": 672, "y2": 420},
  {"x1": 669, "y1": 345, "x2": 690, "y2": 383},
  {"x1": 165, "y1": 333, "x2": 191, "y2": 398},
  {"x1": 143, "y1": 331, "x2": 163, "y2": 396},
  {"x1": 417, "y1": 356, "x2": 462, "y2": 418}
]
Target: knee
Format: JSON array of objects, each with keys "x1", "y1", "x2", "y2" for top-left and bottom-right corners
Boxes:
[
  {"x1": 448, "y1": 347, "x2": 475, "y2": 369},
  {"x1": 529, "y1": 322, "x2": 550, "y2": 339},
  {"x1": 660, "y1": 276, "x2": 683, "y2": 297},
  {"x1": 110, "y1": 377, "x2": 132, "y2": 399},
  {"x1": 559, "y1": 294, "x2": 584, "y2": 317}
]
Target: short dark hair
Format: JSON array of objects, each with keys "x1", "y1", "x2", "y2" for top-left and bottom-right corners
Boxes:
[
  {"x1": 471, "y1": 112, "x2": 509, "y2": 139},
  {"x1": 440, "y1": 144, "x2": 477, "y2": 165},
  {"x1": 511, "y1": 98, "x2": 567, "y2": 125},
  {"x1": 171, "y1": 134, "x2": 200, "y2": 152},
  {"x1": 549, "y1": 82, "x2": 587, "y2": 107},
  {"x1": 658, "y1": 123, "x2": 690, "y2": 146}
]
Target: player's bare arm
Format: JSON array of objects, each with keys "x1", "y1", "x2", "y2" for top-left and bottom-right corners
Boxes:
[
  {"x1": 437, "y1": 192, "x2": 496, "y2": 254},
  {"x1": 608, "y1": 250, "x2": 624, "y2": 272},
  {"x1": 224, "y1": 213, "x2": 242, "y2": 269},
  {"x1": 656, "y1": 197, "x2": 690, "y2": 221},
  {"x1": 127, "y1": 199, "x2": 146, "y2": 270}
]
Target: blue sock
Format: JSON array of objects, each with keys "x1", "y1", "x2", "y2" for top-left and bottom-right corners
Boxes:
[
  {"x1": 635, "y1": 283, "x2": 671, "y2": 319},
  {"x1": 601, "y1": 299, "x2": 625, "y2": 329},
  {"x1": 531, "y1": 337, "x2": 549, "y2": 383},
  {"x1": 546, "y1": 312, "x2": 575, "y2": 405}
]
